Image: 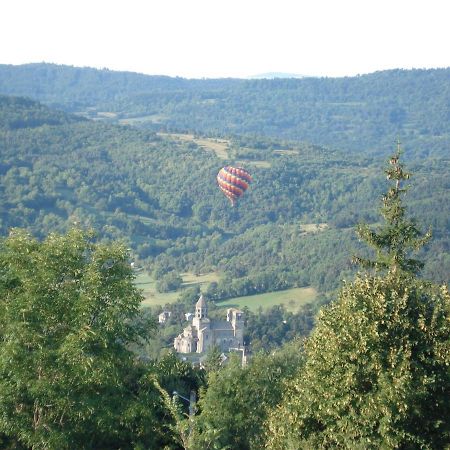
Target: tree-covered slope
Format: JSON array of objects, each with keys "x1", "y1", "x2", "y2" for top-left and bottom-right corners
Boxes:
[
  {"x1": 0, "y1": 64, "x2": 449, "y2": 156},
  {"x1": 0, "y1": 94, "x2": 85, "y2": 130},
  {"x1": 0, "y1": 95, "x2": 448, "y2": 294}
]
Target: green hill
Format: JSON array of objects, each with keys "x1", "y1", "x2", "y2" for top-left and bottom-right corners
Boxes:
[
  {"x1": 0, "y1": 63, "x2": 449, "y2": 157},
  {"x1": 0, "y1": 95, "x2": 448, "y2": 296}
]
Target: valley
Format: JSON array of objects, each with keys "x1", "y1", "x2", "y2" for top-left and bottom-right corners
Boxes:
[{"x1": 0, "y1": 63, "x2": 449, "y2": 450}]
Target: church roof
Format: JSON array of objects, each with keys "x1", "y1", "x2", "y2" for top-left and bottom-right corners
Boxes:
[
  {"x1": 196, "y1": 294, "x2": 207, "y2": 308},
  {"x1": 210, "y1": 320, "x2": 233, "y2": 331}
]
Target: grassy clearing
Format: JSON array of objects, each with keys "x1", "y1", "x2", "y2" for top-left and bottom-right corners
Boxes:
[
  {"x1": 136, "y1": 272, "x2": 220, "y2": 308},
  {"x1": 182, "y1": 272, "x2": 220, "y2": 286},
  {"x1": 119, "y1": 114, "x2": 167, "y2": 125},
  {"x1": 300, "y1": 223, "x2": 329, "y2": 234},
  {"x1": 96, "y1": 111, "x2": 117, "y2": 118},
  {"x1": 195, "y1": 138, "x2": 229, "y2": 159},
  {"x1": 273, "y1": 149, "x2": 299, "y2": 155},
  {"x1": 136, "y1": 271, "x2": 317, "y2": 313},
  {"x1": 237, "y1": 159, "x2": 272, "y2": 168},
  {"x1": 158, "y1": 133, "x2": 230, "y2": 159},
  {"x1": 216, "y1": 287, "x2": 317, "y2": 313}
]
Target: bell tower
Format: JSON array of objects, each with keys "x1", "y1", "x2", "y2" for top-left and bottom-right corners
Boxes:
[
  {"x1": 192, "y1": 295, "x2": 210, "y2": 332},
  {"x1": 195, "y1": 295, "x2": 208, "y2": 319}
]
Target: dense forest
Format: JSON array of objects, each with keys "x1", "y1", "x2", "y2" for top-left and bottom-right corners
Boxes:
[
  {"x1": 0, "y1": 95, "x2": 448, "y2": 299},
  {"x1": 1, "y1": 153, "x2": 448, "y2": 448},
  {"x1": 0, "y1": 63, "x2": 449, "y2": 156}
]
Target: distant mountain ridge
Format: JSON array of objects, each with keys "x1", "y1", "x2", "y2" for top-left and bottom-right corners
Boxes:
[
  {"x1": 0, "y1": 63, "x2": 449, "y2": 156},
  {"x1": 247, "y1": 72, "x2": 307, "y2": 79}
]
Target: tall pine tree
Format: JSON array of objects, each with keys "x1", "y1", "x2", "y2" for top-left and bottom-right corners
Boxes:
[{"x1": 266, "y1": 146, "x2": 450, "y2": 449}]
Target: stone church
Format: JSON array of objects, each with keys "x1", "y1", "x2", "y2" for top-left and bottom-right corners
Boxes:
[{"x1": 174, "y1": 295, "x2": 244, "y2": 354}]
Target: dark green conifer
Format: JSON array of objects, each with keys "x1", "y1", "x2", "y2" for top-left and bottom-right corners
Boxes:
[
  {"x1": 266, "y1": 146, "x2": 450, "y2": 449},
  {"x1": 354, "y1": 141, "x2": 431, "y2": 274}
]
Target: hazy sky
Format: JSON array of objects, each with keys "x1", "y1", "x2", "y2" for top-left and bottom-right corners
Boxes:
[{"x1": 1, "y1": 0, "x2": 449, "y2": 78}]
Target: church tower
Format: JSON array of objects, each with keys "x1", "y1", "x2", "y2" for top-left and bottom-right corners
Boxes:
[
  {"x1": 195, "y1": 294, "x2": 208, "y2": 319},
  {"x1": 227, "y1": 308, "x2": 244, "y2": 344},
  {"x1": 192, "y1": 295, "x2": 210, "y2": 333}
]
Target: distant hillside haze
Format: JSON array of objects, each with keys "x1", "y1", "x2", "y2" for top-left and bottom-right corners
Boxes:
[
  {"x1": 247, "y1": 72, "x2": 307, "y2": 79},
  {"x1": 0, "y1": 63, "x2": 449, "y2": 156}
]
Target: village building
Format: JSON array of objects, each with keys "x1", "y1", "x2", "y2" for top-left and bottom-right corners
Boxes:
[
  {"x1": 174, "y1": 295, "x2": 244, "y2": 354},
  {"x1": 158, "y1": 310, "x2": 171, "y2": 324}
]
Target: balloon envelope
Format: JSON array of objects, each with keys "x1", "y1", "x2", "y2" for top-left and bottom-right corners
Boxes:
[{"x1": 217, "y1": 166, "x2": 252, "y2": 206}]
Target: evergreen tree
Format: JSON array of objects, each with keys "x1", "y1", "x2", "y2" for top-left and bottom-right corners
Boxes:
[
  {"x1": 353, "y1": 142, "x2": 431, "y2": 274},
  {"x1": 265, "y1": 148, "x2": 450, "y2": 449}
]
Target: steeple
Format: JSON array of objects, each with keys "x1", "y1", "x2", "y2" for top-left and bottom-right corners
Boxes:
[{"x1": 195, "y1": 295, "x2": 208, "y2": 319}]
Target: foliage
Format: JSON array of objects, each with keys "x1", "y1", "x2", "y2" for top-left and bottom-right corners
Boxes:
[
  {"x1": 1, "y1": 64, "x2": 450, "y2": 157},
  {"x1": 266, "y1": 276, "x2": 450, "y2": 449},
  {"x1": 202, "y1": 345, "x2": 224, "y2": 374},
  {"x1": 0, "y1": 95, "x2": 84, "y2": 130},
  {"x1": 0, "y1": 228, "x2": 176, "y2": 449},
  {"x1": 191, "y1": 344, "x2": 304, "y2": 450},
  {"x1": 0, "y1": 95, "x2": 448, "y2": 295},
  {"x1": 354, "y1": 146, "x2": 431, "y2": 274},
  {"x1": 265, "y1": 153, "x2": 450, "y2": 449},
  {"x1": 149, "y1": 351, "x2": 205, "y2": 401},
  {"x1": 156, "y1": 271, "x2": 183, "y2": 293},
  {"x1": 244, "y1": 302, "x2": 320, "y2": 352}
]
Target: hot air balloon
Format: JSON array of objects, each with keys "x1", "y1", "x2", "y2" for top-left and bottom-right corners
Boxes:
[{"x1": 217, "y1": 166, "x2": 252, "y2": 206}]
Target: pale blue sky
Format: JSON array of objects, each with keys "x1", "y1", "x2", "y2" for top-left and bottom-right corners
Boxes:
[{"x1": 1, "y1": 0, "x2": 449, "y2": 78}]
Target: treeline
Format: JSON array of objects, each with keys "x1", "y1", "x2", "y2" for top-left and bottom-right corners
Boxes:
[
  {"x1": 0, "y1": 95, "x2": 84, "y2": 129},
  {"x1": 1, "y1": 63, "x2": 449, "y2": 156}
]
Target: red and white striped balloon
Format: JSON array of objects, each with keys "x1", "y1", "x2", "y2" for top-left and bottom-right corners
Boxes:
[{"x1": 217, "y1": 166, "x2": 252, "y2": 206}]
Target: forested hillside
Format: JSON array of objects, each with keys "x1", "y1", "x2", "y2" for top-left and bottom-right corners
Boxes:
[
  {"x1": 1, "y1": 143, "x2": 448, "y2": 450},
  {"x1": 0, "y1": 63, "x2": 449, "y2": 156},
  {"x1": 1, "y1": 95, "x2": 448, "y2": 296}
]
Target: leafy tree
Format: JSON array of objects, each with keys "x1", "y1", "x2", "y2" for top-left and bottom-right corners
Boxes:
[
  {"x1": 244, "y1": 303, "x2": 320, "y2": 352},
  {"x1": 266, "y1": 150, "x2": 450, "y2": 449},
  {"x1": 191, "y1": 343, "x2": 303, "y2": 450},
  {"x1": 150, "y1": 351, "x2": 205, "y2": 401},
  {"x1": 202, "y1": 345, "x2": 223, "y2": 373},
  {"x1": 156, "y1": 271, "x2": 183, "y2": 293},
  {"x1": 0, "y1": 228, "x2": 171, "y2": 449}
]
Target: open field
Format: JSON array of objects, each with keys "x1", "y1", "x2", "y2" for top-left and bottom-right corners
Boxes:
[
  {"x1": 157, "y1": 132, "x2": 230, "y2": 159},
  {"x1": 96, "y1": 111, "x2": 118, "y2": 118},
  {"x1": 119, "y1": 114, "x2": 167, "y2": 125},
  {"x1": 136, "y1": 271, "x2": 317, "y2": 313},
  {"x1": 216, "y1": 287, "x2": 317, "y2": 313},
  {"x1": 273, "y1": 149, "x2": 300, "y2": 155},
  {"x1": 136, "y1": 271, "x2": 220, "y2": 307},
  {"x1": 182, "y1": 272, "x2": 220, "y2": 286},
  {"x1": 300, "y1": 223, "x2": 329, "y2": 233},
  {"x1": 195, "y1": 137, "x2": 229, "y2": 159},
  {"x1": 236, "y1": 159, "x2": 272, "y2": 168}
]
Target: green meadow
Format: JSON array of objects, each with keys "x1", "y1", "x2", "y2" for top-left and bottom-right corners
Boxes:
[
  {"x1": 136, "y1": 271, "x2": 317, "y2": 312},
  {"x1": 136, "y1": 272, "x2": 220, "y2": 307},
  {"x1": 216, "y1": 287, "x2": 317, "y2": 313}
]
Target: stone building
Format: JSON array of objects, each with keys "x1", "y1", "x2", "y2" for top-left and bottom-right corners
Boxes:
[
  {"x1": 174, "y1": 295, "x2": 244, "y2": 354},
  {"x1": 158, "y1": 310, "x2": 171, "y2": 323}
]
